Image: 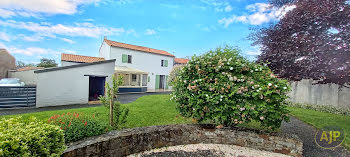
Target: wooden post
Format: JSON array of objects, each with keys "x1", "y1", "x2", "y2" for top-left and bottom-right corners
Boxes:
[{"x1": 110, "y1": 88, "x2": 114, "y2": 127}]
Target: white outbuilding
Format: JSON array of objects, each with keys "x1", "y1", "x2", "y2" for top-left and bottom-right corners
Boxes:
[{"x1": 9, "y1": 59, "x2": 115, "y2": 107}]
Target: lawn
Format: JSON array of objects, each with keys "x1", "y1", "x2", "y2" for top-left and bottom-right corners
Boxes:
[
  {"x1": 1, "y1": 95, "x2": 191, "y2": 129},
  {"x1": 2, "y1": 95, "x2": 349, "y2": 150},
  {"x1": 288, "y1": 106, "x2": 350, "y2": 150}
]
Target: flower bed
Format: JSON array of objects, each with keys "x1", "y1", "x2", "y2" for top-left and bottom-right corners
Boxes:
[{"x1": 48, "y1": 112, "x2": 108, "y2": 143}]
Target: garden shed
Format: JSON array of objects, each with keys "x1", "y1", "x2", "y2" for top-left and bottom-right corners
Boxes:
[{"x1": 8, "y1": 59, "x2": 115, "y2": 108}]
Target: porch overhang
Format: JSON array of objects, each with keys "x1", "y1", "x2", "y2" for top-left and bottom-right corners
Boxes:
[{"x1": 114, "y1": 66, "x2": 148, "y2": 74}]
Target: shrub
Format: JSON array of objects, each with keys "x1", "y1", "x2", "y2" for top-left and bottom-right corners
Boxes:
[
  {"x1": 168, "y1": 64, "x2": 185, "y2": 85},
  {"x1": 48, "y1": 112, "x2": 107, "y2": 143},
  {"x1": 171, "y1": 46, "x2": 290, "y2": 130},
  {"x1": 0, "y1": 117, "x2": 65, "y2": 157}
]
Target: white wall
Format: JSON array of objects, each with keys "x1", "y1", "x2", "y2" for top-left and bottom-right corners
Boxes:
[
  {"x1": 100, "y1": 42, "x2": 174, "y2": 89},
  {"x1": 99, "y1": 41, "x2": 111, "y2": 60},
  {"x1": 36, "y1": 61, "x2": 115, "y2": 107},
  {"x1": 61, "y1": 61, "x2": 81, "y2": 66},
  {"x1": 8, "y1": 70, "x2": 37, "y2": 85},
  {"x1": 289, "y1": 79, "x2": 350, "y2": 109}
]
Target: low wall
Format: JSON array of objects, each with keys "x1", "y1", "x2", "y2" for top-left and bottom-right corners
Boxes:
[
  {"x1": 289, "y1": 79, "x2": 350, "y2": 109},
  {"x1": 62, "y1": 124, "x2": 303, "y2": 157}
]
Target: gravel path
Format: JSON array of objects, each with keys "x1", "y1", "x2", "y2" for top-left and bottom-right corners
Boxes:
[
  {"x1": 280, "y1": 117, "x2": 350, "y2": 157},
  {"x1": 0, "y1": 92, "x2": 170, "y2": 116},
  {"x1": 129, "y1": 144, "x2": 290, "y2": 157}
]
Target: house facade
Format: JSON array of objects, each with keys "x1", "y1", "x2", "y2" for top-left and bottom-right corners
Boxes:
[{"x1": 99, "y1": 38, "x2": 175, "y2": 91}]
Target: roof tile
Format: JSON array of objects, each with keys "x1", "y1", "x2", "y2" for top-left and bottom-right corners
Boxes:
[
  {"x1": 104, "y1": 39, "x2": 175, "y2": 57},
  {"x1": 175, "y1": 58, "x2": 189, "y2": 64},
  {"x1": 61, "y1": 53, "x2": 105, "y2": 63}
]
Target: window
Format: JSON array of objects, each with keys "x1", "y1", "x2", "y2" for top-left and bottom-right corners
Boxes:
[
  {"x1": 128, "y1": 55, "x2": 132, "y2": 63},
  {"x1": 122, "y1": 54, "x2": 132, "y2": 63},
  {"x1": 161, "y1": 60, "x2": 168, "y2": 67},
  {"x1": 132, "y1": 74, "x2": 137, "y2": 82}
]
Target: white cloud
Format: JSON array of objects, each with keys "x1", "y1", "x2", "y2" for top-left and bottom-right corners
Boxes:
[
  {"x1": 0, "y1": 32, "x2": 11, "y2": 42},
  {"x1": 0, "y1": 8, "x2": 16, "y2": 18},
  {"x1": 200, "y1": 0, "x2": 232, "y2": 12},
  {"x1": 144, "y1": 29, "x2": 156, "y2": 35},
  {"x1": 160, "y1": 3, "x2": 180, "y2": 9},
  {"x1": 0, "y1": 20, "x2": 125, "y2": 38},
  {"x1": 61, "y1": 49, "x2": 77, "y2": 54},
  {"x1": 60, "y1": 38, "x2": 75, "y2": 44},
  {"x1": 246, "y1": 46, "x2": 262, "y2": 56},
  {"x1": 218, "y1": 15, "x2": 247, "y2": 28},
  {"x1": 224, "y1": 5, "x2": 232, "y2": 12},
  {"x1": 0, "y1": 0, "x2": 100, "y2": 18},
  {"x1": 219, "y1": 3, "x2": 296, "y2": 27},
  {"x1": 19, "y1": 34, "x2": 44, "y2": 42},
  {"x1": 8, "y1": 47, "x2": 59, "y2": 56}
]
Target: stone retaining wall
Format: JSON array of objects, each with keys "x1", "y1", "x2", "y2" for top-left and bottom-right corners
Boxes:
[{"x1": 62, "y1": 124, "x2": 303, "y2": 157}]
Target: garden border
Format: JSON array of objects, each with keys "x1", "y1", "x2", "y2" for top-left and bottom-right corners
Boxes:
[{"x1": 62, "y1": 124, "x2": 303, "y2": 157}]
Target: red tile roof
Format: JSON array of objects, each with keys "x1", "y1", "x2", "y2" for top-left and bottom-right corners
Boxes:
[
  {"x1": 175, "y1": 58, "x2": 189, "y2": 64},
  {"x1": 104, "y1": 39, "x2": 175, "y2": 57},
  {"x1": 61, "y1": 53, "x2": 105, "y2": 63},
  {"x1": 17, "y1": 66, "x2": 44, "y2": 72}
]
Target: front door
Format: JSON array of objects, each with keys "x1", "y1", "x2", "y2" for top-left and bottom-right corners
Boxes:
[
  {"x1": 89, "y1": 77, "x2": 106, "y2": 101},
  {"x1": 159, "y1": 75, "x2": 165, "y2": 89}
]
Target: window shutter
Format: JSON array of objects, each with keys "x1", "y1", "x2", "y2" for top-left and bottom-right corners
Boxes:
[
  {"x1": 122, "y1": 54, "x2": 127, "y2": 63},
  {"x1": 155, "y1": 75, "x2": 160, "y2": 89},
  {"x1": 165, "y1": 60, "x2": 168, "y2": 67},
  {"x1": 148, "y1": 76, "x2": 150, "y2": 82},
  {"x1": 165, "y1": 75, "x2": 169, "y2": 89}
]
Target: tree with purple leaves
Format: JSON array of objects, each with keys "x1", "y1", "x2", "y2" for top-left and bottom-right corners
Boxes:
[{"x1": 251, "y1": 0, "x2": 350, "y2": 86}]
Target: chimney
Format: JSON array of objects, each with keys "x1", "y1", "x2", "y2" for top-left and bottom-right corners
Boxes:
[{"x1": 104, "y1": 36, "x2": 107, "y2": 40}]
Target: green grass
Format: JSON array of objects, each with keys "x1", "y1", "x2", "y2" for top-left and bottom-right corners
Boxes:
[
  {"x1": 1, "y1": 95, "x2": 191, "y2": 129},
  {"x1": 288, "y1": 106, "x2": 350, "y2": 150},
  {"x1": 2, "y1": 95, "x2": 349, "y2": 150}
]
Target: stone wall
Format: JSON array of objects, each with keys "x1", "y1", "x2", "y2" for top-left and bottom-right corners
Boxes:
[
  {"x1": 62, "y1": 124, "x2": 303, "y2": 157},
  {"x1": 289, "y1": 79, "x2": 350, "y2": 109}
]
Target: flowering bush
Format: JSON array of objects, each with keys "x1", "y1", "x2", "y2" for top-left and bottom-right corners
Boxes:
[
  {"x1": 171, "y1": 46, "x2": 290, "y2": 130},
  {"x1": 168, "y1": 64, "x2": 185, "y2": 85},
  {"x1": 48, "y1": 112, "x2": 107, "y2": 143},
  {"x1": 0, "y1": 117, "x2": 65, "y2": 157}
]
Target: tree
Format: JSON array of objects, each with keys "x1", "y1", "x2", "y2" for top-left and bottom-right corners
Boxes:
[
  {"x1": 37, "y1": 58, "x2": 58, "y2": 68},
  {"x1": 99, "y1": 75, "x2": 129, "y2": 129},
  {"x1": 172, "y1": 46, "x2": 290, "y2": 130},
  {"x1": 16, "y1": 61, "x2": 36, "y2": 68},
  {"x1": 251, "y1": 0, "x2": 350, "y2": 86}
]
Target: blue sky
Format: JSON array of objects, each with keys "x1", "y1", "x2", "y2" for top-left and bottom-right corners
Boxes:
[{"x1": 0, "y1": 0, "x2": 294, "y2": 65}]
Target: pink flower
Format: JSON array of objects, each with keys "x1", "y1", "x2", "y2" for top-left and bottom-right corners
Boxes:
[{"x1": 260, "y1": 116, "x2": 264, "y2": 120}]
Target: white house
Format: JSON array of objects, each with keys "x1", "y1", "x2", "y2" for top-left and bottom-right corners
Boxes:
[{"x1": 99, "y1": 37, "x2": 175, "y2": 92}]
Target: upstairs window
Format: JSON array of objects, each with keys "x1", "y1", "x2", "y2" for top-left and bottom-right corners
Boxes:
[
  {"x1": 161, "y1": 60, "x2": 168, "y2": 67},
  {"x1": 122, "y1": 54, "x2": 132, "y2": 63}
]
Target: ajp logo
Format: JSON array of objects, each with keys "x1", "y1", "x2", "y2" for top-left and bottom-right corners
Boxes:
[{"x1": 315, "y1": 125, "x2": 345, "y2": 149}]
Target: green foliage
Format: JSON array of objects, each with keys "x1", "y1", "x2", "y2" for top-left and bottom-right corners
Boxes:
[
  {"x1": 0, "y1": 117, "x2": 65, "y2": 157},
  {"x1": 168, "y1": 64, "x2": 185, "y2": 85},
  {"x1": 286, "y1": 102, "x2": 350, "y2": 116},
  {"x1": 16, "y1": 61, "x2": 36, "y2": 68},
  {"x1": 171, "y1": 46, "x2": 291, "y2": 130},
  {"x1": 48, "y1": 112, "x2": 108, "y2": 143},
  {"x1": 99, "y1": 75, "x2": 129, "y2": 129},
  {"x1": 37, "y1": 58, "x2": 58, "y2": 68}
]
